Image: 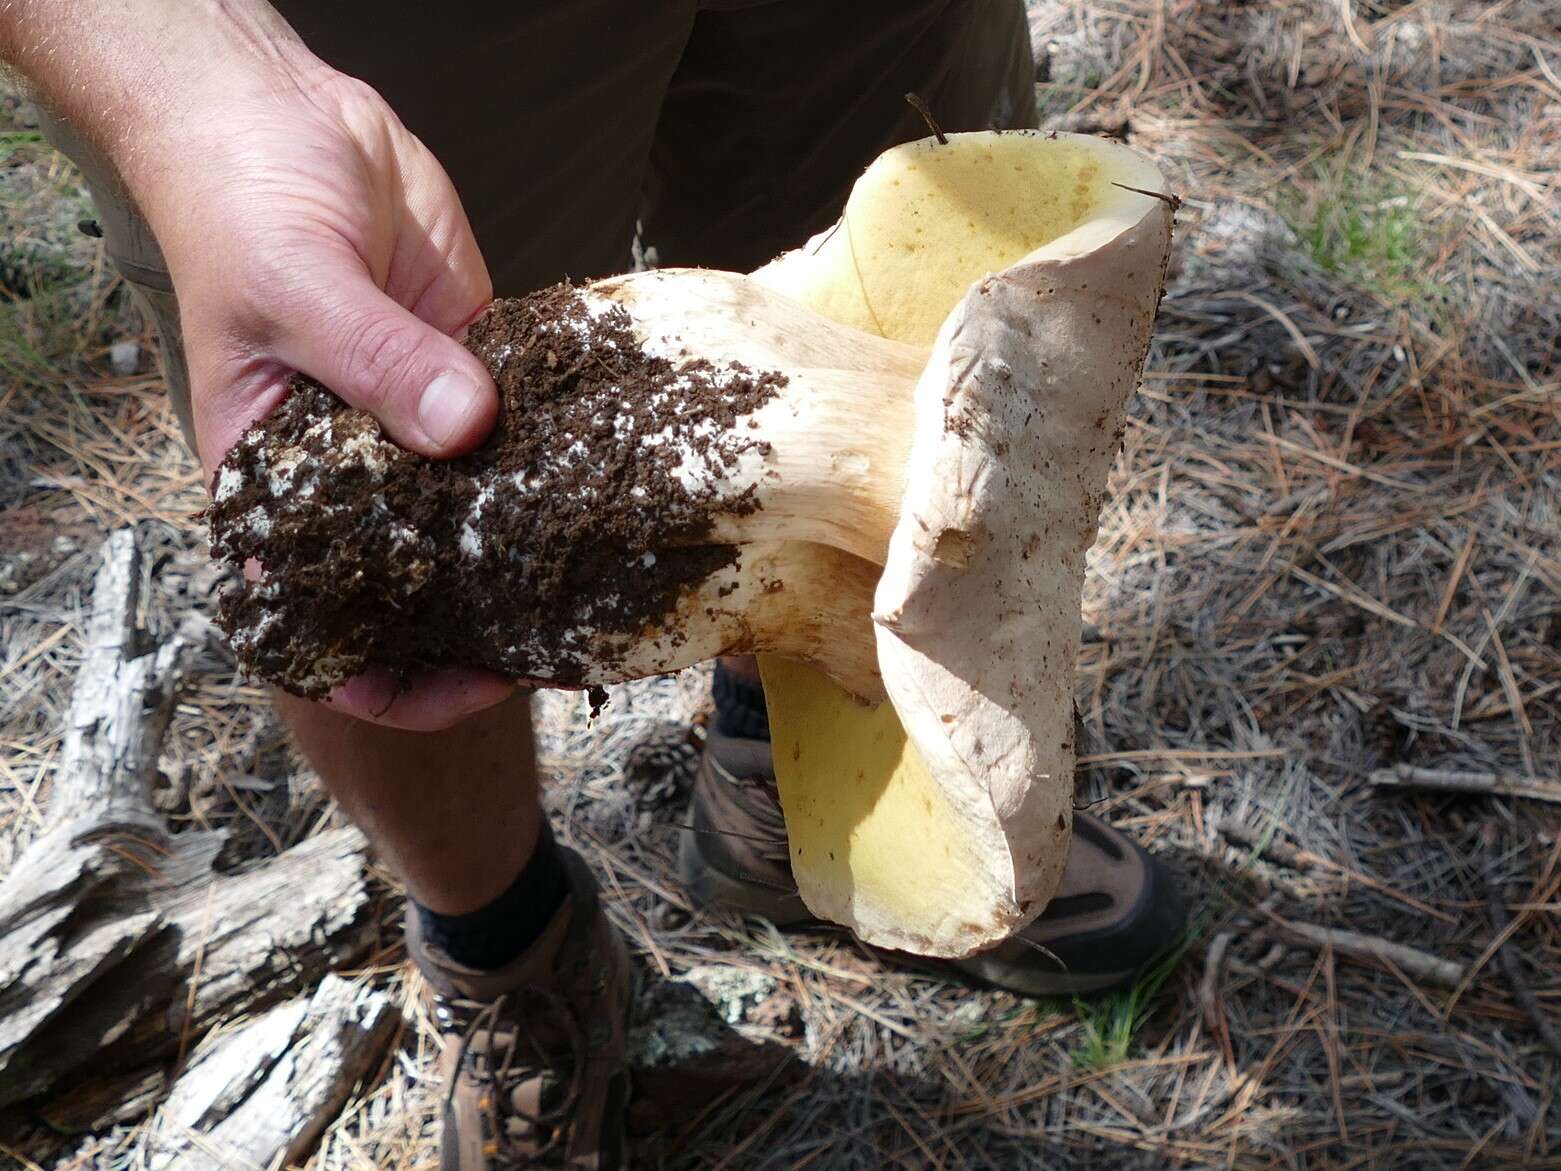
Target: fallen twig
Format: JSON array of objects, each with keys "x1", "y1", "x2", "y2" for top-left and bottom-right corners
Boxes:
[
  {"x1": 1266, "y1": 915, "x2": 1467, "y2": 989},
  {"x1": 1370, "y1": 764, "x2": 1561, "y2": 806},
  {"x1": 1216, "y1": 817, "x2": 1453, "y2": 922},
  {"x1": 1217, "y1": 818, "x2": 1305, "y2": 869}
]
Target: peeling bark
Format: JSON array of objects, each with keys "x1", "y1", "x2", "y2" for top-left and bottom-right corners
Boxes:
[{"x1": 138, "y1": 975, "x2": 397, "y2": 1171}]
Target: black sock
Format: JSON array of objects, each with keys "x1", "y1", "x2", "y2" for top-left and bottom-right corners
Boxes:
[
  {"x1": 413, "y1": 822, "x2": 570, "y2": 971},
  {"x1": 712, "y1": 662, "x2": 770, "y2": 741}
]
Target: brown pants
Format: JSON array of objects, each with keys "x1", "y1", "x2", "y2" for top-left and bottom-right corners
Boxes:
[{"x1": 44, "y1": 0, "x2": 1035, "y2": 450}]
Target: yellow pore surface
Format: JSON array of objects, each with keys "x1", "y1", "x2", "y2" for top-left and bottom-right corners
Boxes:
[
  {"x1": 758, "y1": 131, "x2": 1150, "y2": 941},
  {"x1": 759, "y1": 131, "x2": 1145, "y2": 346},
  {"x1": 759, "y1": 656, "x2": 986, "y2": 936}
]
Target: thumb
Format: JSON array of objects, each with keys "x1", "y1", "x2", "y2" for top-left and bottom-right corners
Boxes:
[{"x1": 274, "y1": 267, "x2": 497, "y2": 458}]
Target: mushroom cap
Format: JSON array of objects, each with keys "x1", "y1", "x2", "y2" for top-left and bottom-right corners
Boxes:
[
  {"x1": 758, "y1": 132, "x2": 1174, "y2": 955},
  {"x1": 871, "y1": 193, "x2": 1174, "y2": 950}
]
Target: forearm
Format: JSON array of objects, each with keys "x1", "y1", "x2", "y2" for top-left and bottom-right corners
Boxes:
[
  {"x1": 4, "y1": 0, "x2": 499, "y2": 562},
  {"x1": 0, "y1": 0, "x2": 326, "y2": 192}
]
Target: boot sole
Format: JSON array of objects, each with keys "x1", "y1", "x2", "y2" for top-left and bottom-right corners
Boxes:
[
  {"x1": 884, "y1": 947, "x2": 1144, "y2": 998},
  {"x1": 682, "y1": 823, "x2": 1185, "y2": 1001}
]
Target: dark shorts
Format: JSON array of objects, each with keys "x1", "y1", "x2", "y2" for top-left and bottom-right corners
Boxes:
[{"x1": 42, "y1": 0, "x2": 1035, "y2": 450}]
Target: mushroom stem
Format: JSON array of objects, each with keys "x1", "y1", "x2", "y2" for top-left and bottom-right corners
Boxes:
[
  {"x1": 207, "y1": 274, "x2": 915, "y2": 700},
  {"x1": 538, "y1": 539, "x2": 885, "y2": 701},
  {"x1": 581, "y1": 271, "x2": 922, "y2": 565}
]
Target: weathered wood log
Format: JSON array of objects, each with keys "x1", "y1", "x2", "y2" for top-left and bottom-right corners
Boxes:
[
  {"x1": 0, "y1": 529, "x2": 205, "y2": 1106},
  {"x1": 0, "y1": 529, "x2": 381, "y2": 1127},
  {"x1": 2, "y1": 825, "x2": 380, "y2": 1118},
  {"x1": 136, "y1": 975, "x2": 397, "y2": 1171}
]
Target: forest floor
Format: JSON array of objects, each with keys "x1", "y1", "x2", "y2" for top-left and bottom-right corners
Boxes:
[{"x1": 2, "y1": 1, "x2": 1559, "y2": 1167}]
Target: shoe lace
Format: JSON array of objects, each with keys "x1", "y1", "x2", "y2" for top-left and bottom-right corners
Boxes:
[{"x1": 442, "y1": 984, "x2": 588, "y2": 1160}]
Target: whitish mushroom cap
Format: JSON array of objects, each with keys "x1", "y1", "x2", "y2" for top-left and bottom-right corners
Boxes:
[
  {"x1": 742, "y1": 132, "x2": 1175, "y2": 955},
  {"x1": 868, "y1": 139, "x2": 1174, "y2": 950}
]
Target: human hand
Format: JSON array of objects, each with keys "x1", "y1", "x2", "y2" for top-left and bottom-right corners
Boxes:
[{"x1": 126, "y1": 50, "x2": 513, "y2": 728}]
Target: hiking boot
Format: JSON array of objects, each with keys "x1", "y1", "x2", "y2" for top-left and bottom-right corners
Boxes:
[
  {"x1": 408, "y1": 847, "x2": 633, "y2": 1170},
  {"x1": 680, "y1": 723, "x2": 1185, "y2": 997}
]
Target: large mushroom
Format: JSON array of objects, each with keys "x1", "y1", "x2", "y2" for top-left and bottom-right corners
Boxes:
[
  {"x1": 210, "y1": 131, "x2": 1173, "y2": 958},
  {"x1": 749, "y1": 131, "x2": 1173, "y2": 956}
]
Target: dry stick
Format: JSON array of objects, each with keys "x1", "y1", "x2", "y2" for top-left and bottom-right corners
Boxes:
[
  {"x1": 1432, "y1": 528, "x2": 1478, "y2": 632},
  {"x1": 1217, "y1": 817, "x2": 1306, "y2": 869},
  {"x1": 1369, "y1": 764, "x2": 1561, "y2": 807},
  {"x1": 1111, "y1": 181, "x2": 1183, "y2": 211},
  {"x1": 1482, "y1": 824, "x2": 1561, "y2": 1063},
  {"x1": 1483, "y1": 612, "x2": 1537, "y2": 778},
  {"x1": 1078, "y1": 747, "x2": 1285, "y2": 766},
  {"x1": 1322, "y1": 947, "x2": 1349, "y2": 1145},
  {"x1": 1264, "y1": 913, "x2": 1467, "y2": 990}
]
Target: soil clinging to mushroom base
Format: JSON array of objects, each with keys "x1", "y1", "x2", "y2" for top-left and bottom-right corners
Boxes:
[{"x1": 209, "y1": 284, "x2": 784, "y2": 698}]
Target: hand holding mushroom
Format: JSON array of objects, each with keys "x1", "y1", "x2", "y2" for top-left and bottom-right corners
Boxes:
[{"x1": 210, "y1": 131, "x2": 1173, "y2": 958}]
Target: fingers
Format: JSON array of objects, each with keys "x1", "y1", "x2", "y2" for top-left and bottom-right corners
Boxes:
[
  {"x1": 324, "y1": 666, "x2": 517, "y2": 732},
  {"x1": 272, "y1": 266, "x2": 498, "y2": 458}
]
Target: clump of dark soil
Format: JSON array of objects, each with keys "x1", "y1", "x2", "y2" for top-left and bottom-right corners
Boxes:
[{"x1": 209, "y1": 284, "x2": 783, "y2": 697}]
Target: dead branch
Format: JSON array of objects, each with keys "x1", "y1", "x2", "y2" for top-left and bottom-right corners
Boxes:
[
  {"x1": 1200, "y1": 930, "x2": 1234, "y2": 1033},
  {"x1": 1267, "y1": 915, "x2": 1468, "y2": 990},
  {"x1": 1370, "y1": 764, "x2": 1561, "y2": 806},
  {"x1": 1216, "y1": 817, "x2": 1307, "y2": 869}
]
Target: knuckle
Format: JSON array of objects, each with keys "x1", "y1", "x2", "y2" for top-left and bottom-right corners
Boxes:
[
  {"x1": 322, "y1": 75, "x2": 384, "y2": 120},
  {"x1": 330, "y1": 311, "x2": 420, "y2": 412},
  {"x1": 315, "y1": 75, "x2": 399, "y2": 150}
]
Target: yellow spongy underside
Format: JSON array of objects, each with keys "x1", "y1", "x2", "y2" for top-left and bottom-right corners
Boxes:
[
  {"x1": 756, "y1": 132, "x2": 1133, "y2": 939},
  {"x1": 758, "y1": 656, "x2": 990, "y2": 935},
  {"x1": 761, "y1": 132, "x2": 1115, "y2": 346}
]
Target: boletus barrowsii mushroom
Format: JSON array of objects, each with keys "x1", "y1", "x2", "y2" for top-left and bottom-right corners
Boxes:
[{"x1": 210, "y1": 131, "x2": 1174, "y2": 958}]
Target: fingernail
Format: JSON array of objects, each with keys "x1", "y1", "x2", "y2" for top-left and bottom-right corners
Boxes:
[{"x1": 418, "y1": 371, "x2": 482, "y2": 448}]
